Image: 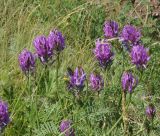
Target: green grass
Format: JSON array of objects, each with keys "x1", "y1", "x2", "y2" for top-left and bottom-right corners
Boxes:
[{"x1": 0, "y1": 0, "x2": 160, "y2": 135}]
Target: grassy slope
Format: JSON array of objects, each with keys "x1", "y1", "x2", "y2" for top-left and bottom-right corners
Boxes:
[{"x1": 0, "y1": 0, "x2": 160, "y2": 135}]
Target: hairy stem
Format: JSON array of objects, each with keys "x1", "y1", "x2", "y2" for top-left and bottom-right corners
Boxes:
[
  {"x1": 122, "y1": 91, "x2": 128, "y2": 136},
  {"x1": 27, "y1": 73, "x2": 32, "y2": 135},
  {"x1": 56, "y1": 52, "x2": 60, "y2": 98}
]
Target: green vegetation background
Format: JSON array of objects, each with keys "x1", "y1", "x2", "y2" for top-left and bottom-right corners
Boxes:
[{"x1": 0, "y1": 0, "x2": 159, "y2": 135}]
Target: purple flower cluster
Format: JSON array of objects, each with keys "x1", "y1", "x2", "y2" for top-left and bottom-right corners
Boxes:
[
  {"x1": 48, "y1": 29, "x2": 65, "y2": 52},
  {"x1": 120, "y1": 25, "x2": 141, "y2": 45},
  {"x1": 131, "y1": 45, "x2": 150, "y2": 68},
  {"x1": 89, "y1": 73, "x2": 104, "y2": 92},
  {"x1": 121, "y1": 72, "x2": 138, "y2": 93},
  {"x1": 0, "y1": 100, "x2": 10, "y2": 129},
  {"x1": 59, "y1": 120, "x2": 75, "y2": 136},
  {"x1": 102, "y1": 21, "x2": 150, "y2": 69},
  {"x1": 93, "y1": 39, "x2": 114, "y2": 68},
  {"x1": 145, "y1": 104, "x2": 156, "y2": 119},
  {"x1": 67, "y1": 67, "x2": 86, "y2": 91},
  {"x1": 18, "y1": 49, "x2": 35, "y2": 74},
  {"x1": 103, "y1": 20, "x2": 119, "y2": 38},
  {"x1": 33, "y1": 35, "x2": 53, "y2": 63},
  {"x1": 33, "y1": 29, "x2": 65, "y2": 64},
  {"x1": 19, "y1": 29, "x2": 65, "y2": 74}
]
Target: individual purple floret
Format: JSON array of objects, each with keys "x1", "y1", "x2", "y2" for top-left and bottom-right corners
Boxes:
[
  {"x1": 130, "y1": 45, "x2": 150, "y2": 68},
  {"x1": 0, "y1": 100, "x2": 10, "y2": 129},
  {"x1": 89, "y1": 73, "x2": 104, "y2": 92},
  {"x1": 121, "y1": 72, "x2": 138, "y2": 93},
  {"x1": 67, "y1": 67, "x2": 86, "y2": 91},
  {"x1": 48, "y1": 29, "x2": 65, "y2": 52},
  {"x1": 33, "y1": 35, "x2": 53, "y2": 63},
  {"x1": 120, "y1": 25, "x2": 141, "y2": 45},
  {"x1": 94, "y1": 39, "x2": 114, "y2": 69},
  {"x1": 146, "y1": 104, "x2": 156, "y2": 119},
  {"x1": 103, "y1": 20, "x2": 118, "y2": 38},
  {"x1": 19, "y1": 49, "x2": 35, "y2": 74},
  {"x1": 59, "y1": 120, "x2": 75, "y2": 136}
]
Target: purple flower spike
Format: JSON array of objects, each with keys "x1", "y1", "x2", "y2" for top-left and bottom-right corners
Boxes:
[
  {"x1": 48, "y1": 29, "x2": 65, "y2": 52},
  {"x1": 121, "y1": 72, "x2": 138, "y2": 93},
  {"x1": 89, "y1": 73, "x2": 104, "y2": 92},
  {"x1": 94, "y1": 39, "x2": 114, "y2": 69},
  {"x1": 71, "y1": 67, "x2": 86, "y2": 91},
  {"x1": 59, "y1": 120, "x2": 75, "y2": 136},
  {"x1": 103, "y1": 20, "x2": 118, "y2": 38},
  {"x1": 146, "y1": 104, "x2": 156, "y2": 119},
  {"x1": 33, "y1": 35, "x2": 53, "y2": 63},
  {"x1": 131, "y1": 45, "x2": 150, "y2": 68},
  {"x1": 67, "y1": 67, "x2": 86, "y2": 91},
  {"x1": 120, "y1": 25, "x2": 141, "y2": 45},
  {"x1": 0, "y1": 100, "x2": 10, "y2": 129},
  {"x1": 19, "y1": 49, "x2": 35, "y2": 74}
]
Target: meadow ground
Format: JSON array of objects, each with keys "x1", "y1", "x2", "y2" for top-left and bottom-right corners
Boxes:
[{"x1": 0, "y1": 0, "x2": 160, "y2": 135}]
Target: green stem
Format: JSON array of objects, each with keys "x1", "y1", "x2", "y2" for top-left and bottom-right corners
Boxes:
[
  {"x1": 122, "y1": 91, "x2": 128, "y2": 136},
  {"x1": 45, "y1": 64, "x2": 49, "y2": 83},
  {"x1": 27, "y1": 72, "x2": 32, "y2": 135},
  {"x1": 57, "y1": 53, "x2": 60, "y2": 88},
  {"x1": 118, "y1": 93, "x2": 122, "y2": 110},
  {"x1": 107, "y1": 116, "x2": 122, "y2": 135},
  {"x1": 56, "y1": 52, "x2": 60, "y2": 99},
  {"x1": 34, "y1": 78, "x2": 39, "y2": 129},
  {"x1": 103, "y1": 68, "x2": 107, "y2": 90},
  {"x1": 127, "y1": 93, "x2": 132, "y2": 109},
  {"x1": 27, "y1": 73, "x2": 31, "y2": 95},
  {"x1": 151, "y1": 118, "x2": 154, "y2": 131}
]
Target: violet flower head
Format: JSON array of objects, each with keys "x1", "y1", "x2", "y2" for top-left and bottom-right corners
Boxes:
[
  {"x1": 33, "y1": 35, "x2": 53, "y2": 63},
  {"x1": 67, "y1": 67, "x2": 86, "y2": 91},
  {"x1": 89, "y1": 73, "x2": 104, "y2": 92},
  {"x1": 59, "y1": 120, "x2": 75, "y2": 136},
  {"x1": 0, "y1": 100, "x2": 10, "y2": 129},
  {"x1": 120, "y1": 25, "x2": 141, "y2": 45},
  {"x1": 103, "y1": 20, "x2": 118, "y2": 38},
  {"x1": 71, "y1": 67, "x2": 86, "y2": 91},
  {"x1": 121, "y1": 71, "x2": 138, "y2": 93},
  {"x1": 18, "y1": 49, "x2": 35, "y2": 74},
  {"x1": 94, "y1": 39, "x2": 114, "y2": 68},
  {"x1": 131, "y1": 45, "x2": 150, "y2": 68},
  {"x1": 48, "y1": 29, "x2": 65, "y2": 52},
  {"x1": 146, "y1": 104, "x2": 156, "y2": 119}
]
